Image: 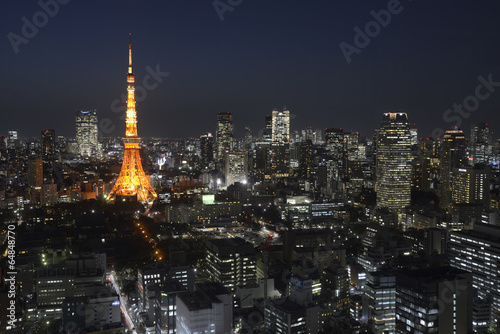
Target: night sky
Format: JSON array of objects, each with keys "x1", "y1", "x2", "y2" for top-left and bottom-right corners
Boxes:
[{"x1": 1, "y1": 0, "x2": 500, "y2": 140}]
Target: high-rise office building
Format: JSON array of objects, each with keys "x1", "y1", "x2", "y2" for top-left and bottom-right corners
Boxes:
[
  {"x1": 440, "y1": 129, "x2": 466, "y2": 208},
  {"x1": 215, "y1": 112, "x2": 234, "y2": 163},
  {"x1": 41, "y1": 129, "x2": 56, "y2": 158},
  {"x1": 364, "y1": 271, "x2": 396, "y2": 333},
  {"x1": 254, "y1": 142, "x2": 271, "y2": 178},
  {"x1": 244, "y1": 126, "x2": 252, "y2": 149},
  {"x1": 224, "y1": 151, "x2": 248, "y2": 186},
  {"x1": 199, "y1": 132, "x2": 214, "y2": 170},
  {"x1": 325, "y1": 128, "x2": 346, "y2": 182},
  {"x1": 449, "y1": 223, "x2": 500, "y2": 327},
  {"x1": 271, "y1": 108, "x2": 290, "y2": 177},
  {"x1": 263, "y1": 115, "x2": 272, "y2": 142},
  {"x1": 271, "y1": 108, "x2": 290, "y2": 144},
  {"x1": 470, "y1": 123, "x2": 491, "y2": 165},
  {"x1": 75, "y1": 110, "x2": 99, "y2": 158},
  {"x1": 27, "y1": 157, "x2": 43, "y2": 187},
  {"x1": 395, "y1": 266, "x2": 473, "y2": 334},
  {"x1": 376, "y1": 112, "x2": 412, "y2": 212},
  {"x1": 299, "y1": 139, "x2": 313, "y2": 177},
  {"x1": 204, "y1": 238, "x2": 256, "y2": 292},
  {"x1": 451, "y1": 165, "x2": 490, "y2": 208},
  {"x1": 7, "y1": 129, "x2": 18, "y2": 149}
]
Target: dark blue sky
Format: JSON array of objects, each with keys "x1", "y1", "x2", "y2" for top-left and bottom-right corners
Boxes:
[{"x1": 1, "y1": 0, "x2": 500, "y2": 140}]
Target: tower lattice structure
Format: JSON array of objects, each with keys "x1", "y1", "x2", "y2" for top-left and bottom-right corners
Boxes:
[{"x1": 107, "y1": 34, "x2": 157, "y2": 205}]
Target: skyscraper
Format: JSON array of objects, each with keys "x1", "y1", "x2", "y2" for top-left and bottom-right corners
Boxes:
[
  {"x1": 107, "y1": 34, "x2": 157, "y2": 205},
  {"x1": 41, "y1": 129, "x2": 56, "y2": 158},
  {"x1": 376, "y1": 112, "x2": 412, "y2": 212},
  {"x1": 325, "y1": 128, "x2": 346, "y2": 182},
  {"x1": 470, "y1": 123, "x2": 491, "y2": 165},
  {"x1": 75, "y1": 110, "x2": 98, "y2": 158},
  {"x1": 271, "y1": 108, "x2": 290, "y2": 178},
  {"x1": 215, "y1": 112, "x2": 234, "y2": 163},
  {"x1": 7, "y1": 129, "x2": 18, "y2": 149},
  {"x1": 440, "y1": 129, "x2": 466, "y2": 208},
  {"x1": 451, "y1": 165, "x2": 490, "y2": 208},
  {"x1": 271, "y1": 108, "x2": 290, "y2": 144},
  {"x1": 199, "y1": 133, "x2": 215, "y2": 170},
  {"x1": 263, "y1": 115, "x2": 272, "y2": 142},
  {"x1": 27, "y1": 157, "x2": 43, "y2": 187}
]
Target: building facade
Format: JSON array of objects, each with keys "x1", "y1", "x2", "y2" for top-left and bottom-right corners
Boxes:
[
  {"x1": 75, "y1": 110, "x2": 99, "y2": 158},
  {"x1": 376, "y1": 112, "x2": 412, "y2": 212}
]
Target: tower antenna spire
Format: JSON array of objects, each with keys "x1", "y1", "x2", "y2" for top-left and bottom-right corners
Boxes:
[{"x1": 128, "y1": 33, "x2": 133, "y2": 69}]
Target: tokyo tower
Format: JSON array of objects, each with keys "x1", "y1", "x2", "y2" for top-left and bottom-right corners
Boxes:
[{"x1": 107, "y1": 34, "x2": 157, "y2": 205}]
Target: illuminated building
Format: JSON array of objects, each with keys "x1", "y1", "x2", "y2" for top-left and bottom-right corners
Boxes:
[
  {"x1": 325, "y1": 128, "x2": 345, "y2": 181},
  {"x1": 199, "y1": 132, "x2": 214, "y2": 170},
  {"x1": 271, "y1": 108, "x2": 290, "y2": 177},
  {"x1": 27, "y1": 157, "x2": 43, "y2": 187},
  {"x1": 272, "y1": 108, "x2": 290, "y2": 144},
  {"x1": 41, "y1": 183, "x2": 57, "y2": 206},
  {"x1": 376, "y1": 112, "x2": 412, "y2": 212},
  {"x1": 204, "y1": 238, "x2": 256, "y2": 292},
  {"x1": 263, "y1": 115, "x2": 272, "y2": 142},
  {"x1": 299, "y1": 139, "x2": 313, "y2": 177},
  {"x1": 364, "y1": 271, "x2": 396, "y2": 333},
  {"x1": 440, "y1": 129, "x2": 466, "y2": 208},
  {"x1": 75, "y1": 110, "x2": 99, "y2": 158},
  {"x1": 176, "y1": 283, "x2": 232, "y2": 334},
  {"x1": 451, "y1": 165, "x2": 490, "y2": 207},
  {"x1": 107, "y1": 35, "x2": 157, "y2": 205},
  {"x1": 264, "y1": 276, "x2": 322, "y2": 334},
  {"x1": 395, "y1": 266, "x2": 473, "y2": 334},
  {"x1": 253, "y1": 141, "x2": 271, "y2": 178},
  {"x1": 62, "y1": 290, "x2": 121, "y2": 333},
  {"x1": 224, "y1": 151, "x2": 248, "y2": 186},
  {"x1": 470, "y1": 123, "x2": 491, "y2": 165},
  {"x1": 449, "y1": 223, "x2": 500, "y2": 328},
  {"x1": 215, "y1": 111, "x2": 234, "y2": 163},
  {"x1": 7, "y1": 129, "x2": 18, "y2": 149},
  {"x1": 41, "y1": 129, "x2": 56, "y2": 157}
]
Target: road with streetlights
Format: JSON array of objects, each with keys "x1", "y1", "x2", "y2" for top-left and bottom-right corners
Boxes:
[{"x1": 109, "y1": 271, "x2": 137, "y2": 334}]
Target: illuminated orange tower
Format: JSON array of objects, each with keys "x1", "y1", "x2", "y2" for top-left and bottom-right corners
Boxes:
[{"x1": 107, "y1": 34, "x2": 157, "y2": 205}]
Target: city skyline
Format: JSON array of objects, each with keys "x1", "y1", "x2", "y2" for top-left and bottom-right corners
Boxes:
[{"x1": 2, "y1": 1, "x2": 500, "y2": 139}]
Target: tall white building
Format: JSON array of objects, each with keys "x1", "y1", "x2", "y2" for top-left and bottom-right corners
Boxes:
[
  {"x1": 376, "y1": 112, "x2": 412, "y2": 212},
  {"x1": 76, "y1": 110, "x2": 99, "y2": 158},
  {"x1": 271, "y1": 108, "x2": 290, "y2": 144},
  {"x1": 176, "y1": 282, "x2": 232, "y2": 334},
  {"x1": 225, "y1": 151, "x2": 248, "y2": 186},
  {"x1": 7, "y1": 129, "x2": 18, "y2": 149}
]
